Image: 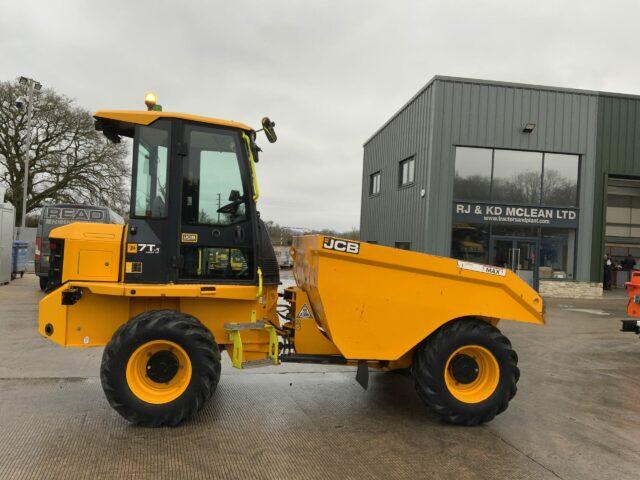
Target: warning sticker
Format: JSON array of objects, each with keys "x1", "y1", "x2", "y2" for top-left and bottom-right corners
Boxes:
[
  {"x1": 125, "y1": 262, "x2": 143, "y2": 274},
  {"x1": 127, "y1": 243, "x2": 138, "y2": 253},
  {"x1": 297, "y1": 304, "x2": 313, "y2": 319},
  {"x1": 456, "y1": 260, "x2": 506, "y2": 277}
]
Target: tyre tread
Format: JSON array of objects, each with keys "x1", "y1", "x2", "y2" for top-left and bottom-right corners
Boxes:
[
  {"x1": 100, "y1": 309, "x2": 221, "y2": 427},
  {"x1": 412, "y1": 318, "x2": 519, "y2": 426}
]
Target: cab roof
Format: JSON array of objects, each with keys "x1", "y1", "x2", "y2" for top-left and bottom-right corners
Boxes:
[{"x1": 93, "y1": 110, "x2": 254, "y2": 132}]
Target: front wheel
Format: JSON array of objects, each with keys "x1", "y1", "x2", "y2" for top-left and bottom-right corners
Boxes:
[
  {"x1": 412, "y1": 319, "x2": 519, "y2": 425},
  {"x1": 100, "y1": 310, "x2": 221, "y2": 426}
]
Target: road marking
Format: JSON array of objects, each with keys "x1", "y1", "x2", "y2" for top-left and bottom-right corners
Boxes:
[{"x1": 564, "y1": 308, "x2": 611, "y2": 316}]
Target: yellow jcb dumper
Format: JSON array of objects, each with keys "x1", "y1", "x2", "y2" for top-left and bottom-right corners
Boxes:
[{"x1": 38, "y1": 95, "x2": 545, "y2": 427}]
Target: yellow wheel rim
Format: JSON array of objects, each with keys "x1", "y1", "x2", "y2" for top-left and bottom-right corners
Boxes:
[
  {"x1": 126, "y1": 340, "x2": 192, "y2": 404},
  {"x1": 444, "y1": 345, "x2": 500, "y2": 404}
]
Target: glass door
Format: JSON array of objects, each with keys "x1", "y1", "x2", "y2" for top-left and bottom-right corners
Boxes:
[
  {"x1": 514, "y1": 239, "x2": 537, "y2": 288},
  {"x1": 490, "y1": 236, "x2": 539, "y2": 289},
  {"x1": 491, "y1": 239, "x2": 514, "y2": 270},
  {"x1": 178, "y1": 123, "x2": 256, "y2": 283}
]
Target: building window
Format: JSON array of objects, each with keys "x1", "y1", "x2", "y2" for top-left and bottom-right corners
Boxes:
[
  {"x1": 395, "y1": 242, "x2": 411, "y2": 250},
  {"x1": 542, "y1": 154, "x2": 579, "y2": 206},
  {"x1": 453, "y1": 147, "x2": 579, "y2": 208},
  {"x1": 399, "y1": 157, "x2": 415, "y2": 187},
  {"x1": 369, "y1": 171, "x2": 381, "y2": 195},
  {"x1": 540, "y1": 228, "x2": 575, "y2": 280},
  {"x1": 453, "y1": 147, "x2": 492, "y2": 201},
  {"x1": 491, "y1": 150, "x2": 543, "y2": 204}
]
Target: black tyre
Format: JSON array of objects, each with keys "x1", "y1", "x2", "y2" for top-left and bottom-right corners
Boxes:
[
  {"x1": 39, "y1": 276, "x2": 48, "y2": 291},
  {"x1": 412, "y1": 318, "x2": 519, "y2": 426},
  {"x1": 100, "y1": 310, "x2": 221, "y2": 426}
]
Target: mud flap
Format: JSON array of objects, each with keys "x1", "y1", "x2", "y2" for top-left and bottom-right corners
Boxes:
[{"x1": 356, "y1": 360, "x2": 369, "y2": 390}]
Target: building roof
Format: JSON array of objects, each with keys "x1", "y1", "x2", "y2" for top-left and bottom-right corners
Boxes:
[
  {"x1": 364, "y1": 75, "x2": 640, "y2": 146},
  {"x1": 93, "y1": 110, "x2": 253, "y2": 132}
]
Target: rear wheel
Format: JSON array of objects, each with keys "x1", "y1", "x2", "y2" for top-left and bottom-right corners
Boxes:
[
  {"x1": 412, "y1": 318, "x2": 519, "y2": 425},
  {"x1": 39, "y1": 276, "x2": 48, "y2": 291},
  {"x1": 100, "y1": 310, "x2": 221, "y2": 426}
]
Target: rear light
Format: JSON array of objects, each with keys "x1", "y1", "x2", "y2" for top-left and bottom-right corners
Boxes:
[
  {"x1": 35, "y1": 237, "x2": 41, "y2": 261},
  {"x1": 46, "y1": 239, "x2": 64, "y2": 292}
]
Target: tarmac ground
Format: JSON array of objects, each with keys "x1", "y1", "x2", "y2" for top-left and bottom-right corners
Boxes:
[{"x1": 0, "y1": 273, "x2": 639, "y2": 479}]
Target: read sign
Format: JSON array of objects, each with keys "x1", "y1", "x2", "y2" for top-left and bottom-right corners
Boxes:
[{"x1": 453, "y1": 201, "x2": 579, "y2": 228}]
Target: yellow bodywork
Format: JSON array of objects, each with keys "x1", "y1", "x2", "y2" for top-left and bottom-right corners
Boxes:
[
  {"x1": 38, "y1": 222, "x2": 278, "y2": 364},
  {"x1": 39, "y1": 222, "x2": 543, "y2": 369},
  {"x1": 93, "y1": 110, "x2": 253, "y2": 132},
  {"x1": 291, "y1": 236, "x2": 544, "y2": 362},
  {"x1": 52, "y1": 223, "x2": 125, "y2": 283},
  {"x1": 39, "y1": 280, "x2": 278, "y2": 355}
]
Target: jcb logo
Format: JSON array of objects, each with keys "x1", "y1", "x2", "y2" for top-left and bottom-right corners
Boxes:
[
  {"x1": 181, "y1": 233, "x2": 198, "y2": 243},
  {"x1": 322, "y1": 237, "x2": 360, "y2": 254}
]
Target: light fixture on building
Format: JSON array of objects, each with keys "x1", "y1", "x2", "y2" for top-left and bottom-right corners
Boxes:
[{"x1": 523, "y1": 122, "x2": 536, "y2": 133}]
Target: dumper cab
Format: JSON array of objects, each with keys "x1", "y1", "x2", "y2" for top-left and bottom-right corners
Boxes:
[{"x1": 90, "y1": 110, "x2": 277, "y2": 288}]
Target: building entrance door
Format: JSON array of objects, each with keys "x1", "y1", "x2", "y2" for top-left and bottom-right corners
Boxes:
[{"x1": 490, "y1": 236, "x2": 539, "y2": 289}]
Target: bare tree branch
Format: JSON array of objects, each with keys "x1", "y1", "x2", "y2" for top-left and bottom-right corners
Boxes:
[{"x1": 0, "y1": 80, "x2": 130, "y2": 224}]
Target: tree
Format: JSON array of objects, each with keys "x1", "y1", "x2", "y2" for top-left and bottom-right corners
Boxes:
[
  {"x1": 0, "y1": 80, "x2": 130, "y2": 225},
  {"x1": 264, "y1": 220, "x2": 359, "y2": 245}
]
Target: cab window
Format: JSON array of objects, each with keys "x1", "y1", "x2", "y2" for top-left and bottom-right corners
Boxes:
[
  {"x1": 180, "y1": 246, "x2": 252, "y2": 280},
  {"x1": 132, "y1": 122, "x2": 170, "y2": 218},
  {"x1": 182, "y1": 126, "x2": 246, "y2": 225}
]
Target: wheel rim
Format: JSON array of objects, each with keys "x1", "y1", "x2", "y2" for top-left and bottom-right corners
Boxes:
[
  {"x1": 126, "y1": 340, "x2": 192, "y2": 404},
  {"x1": 444, "y1": 345, "x2": 500, "y2": 404}
]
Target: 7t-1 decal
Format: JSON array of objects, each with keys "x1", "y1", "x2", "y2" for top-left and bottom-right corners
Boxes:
[{"x1": 127, "y1": 243, "x2": 160, "y2": 254}]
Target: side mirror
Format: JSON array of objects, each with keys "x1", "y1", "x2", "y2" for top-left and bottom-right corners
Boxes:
[{"x1": 261, "y1": 117, "x2": 277, "y2": 143}]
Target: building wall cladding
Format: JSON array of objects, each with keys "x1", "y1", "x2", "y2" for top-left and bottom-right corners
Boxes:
[
  {"x1": 592, "y1": 95, "x2": 640, "y2": 279},
  {"x1": 429, "y1": 78, "x2": 599, "y2": 282},
  {"x1": 360, "y1": 84, "x2": 435, "y2": 250},
  {"x1": 361, "y1": 76, "x2": 602, "y2": 282}
]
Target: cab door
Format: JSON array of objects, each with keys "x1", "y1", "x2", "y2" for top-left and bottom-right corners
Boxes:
[{"x1": 177, "y1": 122, "x2": 257, "y2": 284}]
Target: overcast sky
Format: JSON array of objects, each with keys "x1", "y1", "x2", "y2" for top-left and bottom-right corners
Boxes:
[{"x1": 1, "y1": 0, "x2": 639, "y2": 230}]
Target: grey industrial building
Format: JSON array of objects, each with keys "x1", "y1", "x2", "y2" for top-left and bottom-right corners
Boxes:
[{"x1": 360, "y1": 76, "x2": 640, "y2": 296}]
